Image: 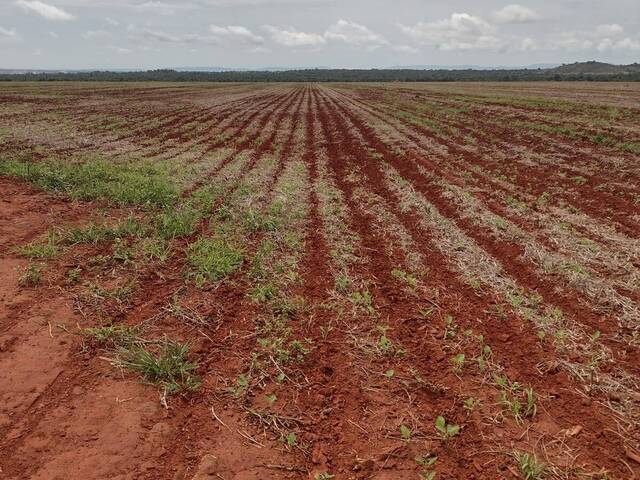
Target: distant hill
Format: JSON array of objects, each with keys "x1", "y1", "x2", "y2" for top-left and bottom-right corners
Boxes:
[{"x1": 550, "y1": 61, "x2": 640, "y2": 75}]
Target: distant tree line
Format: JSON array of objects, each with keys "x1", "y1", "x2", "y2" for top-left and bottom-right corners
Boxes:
[{"x1": 1, "y1": 68, "x2": 639, "y2": 82}]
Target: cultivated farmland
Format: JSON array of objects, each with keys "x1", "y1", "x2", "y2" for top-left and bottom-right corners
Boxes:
[{"x1": 0, "y1": 82, "x2": 639, "y2": 479}]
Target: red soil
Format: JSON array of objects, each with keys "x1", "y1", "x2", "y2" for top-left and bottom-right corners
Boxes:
[{"x1": 1, "y1": 83, "x2": 639, "y2": 480}]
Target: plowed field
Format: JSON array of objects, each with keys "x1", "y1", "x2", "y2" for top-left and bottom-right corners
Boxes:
[{"x1": 1, "y1": 82, "x2": 639, "y2": 480}]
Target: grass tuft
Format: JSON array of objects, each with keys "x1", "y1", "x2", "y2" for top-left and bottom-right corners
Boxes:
[
  {"x1": 187, "y1": 237, "x2": 244, "y2": 286},
  {"x1": 115, "y1": 339, "x2": 200, "y2": 394},
  {"x1": 0, "y1": 157, "x2": 178, "y2": 206}
]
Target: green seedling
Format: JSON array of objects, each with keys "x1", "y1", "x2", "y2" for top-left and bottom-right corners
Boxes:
[
  {"x1": 350, "y1": 289, "x2": 375, "y2": 314},
  {"x1": 443, "y1": 315, "x2": 457, "y2": 339},
  {"x1": 400, "y1": 424, "x2": 412, "y2": 441},
  {"x1": 415, "y1": 455, "x2": 437, "y2": 468},
  {"x1": 435, "y1": 416, "x2": 460, "y2": 439},
  {"x1": 83, "y1": 324, "x2": 140, "y2": 347},
  {"x1": 463, "y1": 397, "x2": 479, "y2": 413},
  {"x1": 17, "y1": 231, "x2": 59, "y2": 259},
  {"x1": 19, "y1": 263, "x2": 44, "y2": 287},
  {"x1": 66, "y1": 267, "x2": 82, "y2": 284},
  {"x1": 451, "y1": 353, "x2": 465, "y2": 373},
  {"x1": 314, "y1": 473, "x2": 335, "y2": 480},
  {"x1": 419, "y1": 472, "x2": 436, "y2": 480},
  {"x1": 514, "y1": 452, "x2": 547, "y2": 480}
]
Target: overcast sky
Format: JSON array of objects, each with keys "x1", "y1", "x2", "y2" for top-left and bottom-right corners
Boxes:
[{"x1": 0, "y1": 0, "x2": 638, "y2": 69}]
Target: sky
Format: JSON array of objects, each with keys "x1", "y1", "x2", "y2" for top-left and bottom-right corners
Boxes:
[{"x1": 0, "y1": 0, "x2": 638, "y2": 69}]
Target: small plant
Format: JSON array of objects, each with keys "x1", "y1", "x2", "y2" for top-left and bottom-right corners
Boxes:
[
  {"x1": 349, "y1": 289, "x2": 375, "y2": 314},
  {"x1": 137, "y1": 237, "x2": 171, "y2": 263},
  {"x1": 451, "y1": 353, "x2": 465, "y2": 373},
  {"x1": 569, "y1": 175, "x2": 587, "y2": 186},
  {"x1": 115, "y1": 339, "x2": 200, "y2": 394},
  {"x1": 536, "y1": 191, "x2": 552, "y2": 206},
  {"x1": 231, "y1": 374, "x2": 250, "y2": 397},
  {"x1": 249, "y1": 283, "x2": 278, "y2": 303},
  {"x1": 419, "y1": 472, "x2": 436, "y2": 480},
  {"x1": 314, "y1": 473, "x2": 335, "y2": 480},
  {"x1": 400, "y1": 424, "x2": 412, "y2": 441},
  {"x1": 19, "y1": 263, "x2": 44, "y2": 287},
  {"x1": 265, "y1": 393, "x2": 277, "y2": 405},
  {"x1": 286, "y1": 431, "x2": 297, "y2": 448},
  {"x1": 514, "y1": 451, "x2": 547, "y2": 480},
  {"x1": 391, "y1": 268, "x2": 418, "y2": 289},
  {"x1": 523, "y1": 387, "x2": 537, "y2": 418},
  {"x1": 496, "y1": 377, "x2": 537, "y2": 423},
  {"x1": 334, "y1": 274, "x2": 351, "y2": 293},
  {"x1": 83, "y1": 324, "x2": 140, "y2": 347},
  {"x1": 443, "y1": 315, "x2": 457, "y2": 339},
  {"x1": 435, "y1": 416, "x2": 460, "y2": 440},
  {"x1": 112, "y1": 238, "x2": 134, "y2": 264},
  {"x1": 374, "y1": 325, "x2": 402, "y2": 356},
  {"x1": 66, "y1": 267, "x2": 82, "y2": 284},
  {"x1": 500, "y1": 391, "x2": 523, "y2": 422},
  {"x1": 476, "y1": 344, "x2": 492, "y2": 372},
  {"x1": 17, "y1": 232, "x2": 59, "y2": 259},
  {"x1": 415, "y1": 455, "x2": 437, "y2": 468},
  {"x1": 463, "y1": 397, "x2": 479, "y2": 413}
]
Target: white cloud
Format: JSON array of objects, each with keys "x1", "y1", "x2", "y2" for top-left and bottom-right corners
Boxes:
[
  {"x1": 399, "y1": 13, "x2": 502, "y2": 51},
  {"x1": 492, "y1": 4, "x2": 540, "y2": 24},
  {"x1": 15, "y1": 0, "x2": 76, "y2": 21},
  {"x1": 324, "y1": 19, "x2": 388, "y2": 47},
  {"x1": 209, "y1": 25, "x2": 264, "y2": 45},
  {"x1": 614, "y1": 37, "x2": 640, "y2": 51},
  {"x1": 601, "y1": 37, "x2": 640, "y2": 51},
  {"x1": 105, "y1": 17, "x2": 119, "y2": 27},
  {"x1": 547, "y1": 32, "x2": 594, "y2": 51},
  {"x1": 595, "y1": 24, "x2": 624, "y2": 36},
  {"x1": 0, "y1": 27, "x2": 19, "y2": 42},
  {"x1": 251, "y1": 45, "x2": 271, "y2": 53},
  {"x1": 131, "y1": 1, "x2": 191, "y2": 16},
  {"x1": 547, "y1": 25, "x2": 638, "y2": 52},
  {"x1": 82, "y1": 29, "x2": 111, "y2": 40},
  {"x1": 136, "y1": 27, "x2": 223, "y2": 45},
  {"x1": 518, "y1": 37, "x2": 537, "y2": 51},
  {"x1": 393, "y1": 44, "x2": 418, "y2": 54},
  {"x1": 263, "y1": 25, "x2": 326, "y2": 47},
  {"x1": 107, "y1": 45, "x2": 132, "y2": 54}
]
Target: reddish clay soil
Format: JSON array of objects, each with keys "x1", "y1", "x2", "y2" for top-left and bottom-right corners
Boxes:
[{"x1": 1, "y1": 83, "x2": 639, "y2": 480}]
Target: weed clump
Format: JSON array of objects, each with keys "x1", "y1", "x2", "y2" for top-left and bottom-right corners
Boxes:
[
  {"x1": 0, "y1": 157, "x2": 178, "y2": 206},
  {"x1": 115, "y1": 339, "x2": 200, "y2": 394},
  {"x1": 187, "y1": 237, "x2": 244, "y2": 286}
]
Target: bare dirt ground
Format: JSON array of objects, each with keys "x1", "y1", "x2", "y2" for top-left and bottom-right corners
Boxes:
[{"x1": 0, "y1": 82, "x2": 639, "y2": 480}]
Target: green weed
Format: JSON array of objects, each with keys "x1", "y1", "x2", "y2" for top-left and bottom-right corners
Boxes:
[
  {"x1": 17, "y1": 232, "x2": 59, "y2": 259},
  {"x1": 154, "y1": 206, "x2": 200, "y2": 239},
  {"x1": 19, "y1": 263, "x2": 44, "y2": 287},
  {"x1": 187, "y1": 237, "x2": 243, "y2": 286},
  {"x1": 115, "y1": 339, "x2": 200, "y2": 394},
  {"x1": 435, "y1": 416, "x2": 460, "y2": 440},
  {"x1": 83, "y1": 324, "x2": 140, "y2": 347},
  {"x1": 0, "y1": 157, "x2": 178, "y2": 206},
  {"x1": 514, "y1": 452, "x2": 547, "y2": 480}
]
